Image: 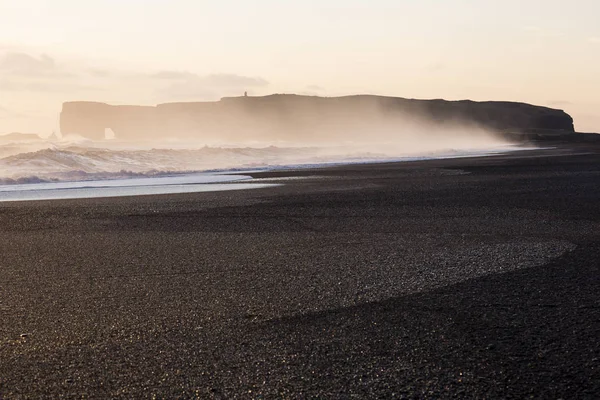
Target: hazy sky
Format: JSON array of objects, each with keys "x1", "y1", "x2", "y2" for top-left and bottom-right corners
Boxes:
[{"x1": 1, "y1": 0, "x2": 599, "y2": 134}]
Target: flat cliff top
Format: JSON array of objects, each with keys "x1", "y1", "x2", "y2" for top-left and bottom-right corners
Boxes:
[{"x1": 62, "y1": 94, "x2": 569, "y2": 112}]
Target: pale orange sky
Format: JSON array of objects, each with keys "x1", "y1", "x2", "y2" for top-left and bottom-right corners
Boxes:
[{"x1": 1, "y1": 0, "x2": 599, "y2": 134}]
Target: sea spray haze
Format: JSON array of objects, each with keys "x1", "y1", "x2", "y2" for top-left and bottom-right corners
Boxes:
[
  {"x1": 0, "y1": 129, "x2": 512, "y2": 183},
  {"x1": 1, "y1": 96, "x2": 516, "y2": 182}
]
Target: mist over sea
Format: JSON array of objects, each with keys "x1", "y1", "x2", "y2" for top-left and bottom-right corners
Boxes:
[{"x1": 0, "y1": 132, "x2": 518, "y2": 185}]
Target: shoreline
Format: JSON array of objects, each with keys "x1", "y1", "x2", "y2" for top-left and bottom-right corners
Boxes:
[{"x1": 0, "y1": 144, "x2": 536, "y2": 203}]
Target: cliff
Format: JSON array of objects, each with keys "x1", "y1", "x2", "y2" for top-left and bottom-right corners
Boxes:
[{"x1": 60, "y1": 94, "x2": 575, "y2": 142}]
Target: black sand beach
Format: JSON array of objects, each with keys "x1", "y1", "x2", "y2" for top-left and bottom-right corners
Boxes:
[{"x1": 1, "y1": 143, "x2": 599, "y2": 398}]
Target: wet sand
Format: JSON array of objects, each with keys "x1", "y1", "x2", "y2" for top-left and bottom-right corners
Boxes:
[{"x1": 1, "y1": 143, "x2": 599, "y2": 398}]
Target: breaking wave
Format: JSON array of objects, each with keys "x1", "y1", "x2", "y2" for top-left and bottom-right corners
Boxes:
[
  {"x1": 0, "y1": 138, "x2": 521, "y2": 184},
  {"x1": 0, "y1": 145, "x2": 384, "y2": 182}
]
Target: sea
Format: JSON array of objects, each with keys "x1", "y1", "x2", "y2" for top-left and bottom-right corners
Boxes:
[{"x1": 0, "y1": 135, "x2": 524, "y2": 202}]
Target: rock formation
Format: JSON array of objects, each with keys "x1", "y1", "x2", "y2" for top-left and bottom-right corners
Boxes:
[{"x1": 60, "y1": 94, "x2": 575, "y2": 142}]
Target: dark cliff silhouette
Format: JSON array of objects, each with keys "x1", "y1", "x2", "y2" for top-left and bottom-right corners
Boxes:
[{"x1": 59, "y1": 94, "x2": 575, "y2": 142}]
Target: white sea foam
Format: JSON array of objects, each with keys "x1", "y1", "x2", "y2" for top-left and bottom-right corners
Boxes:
[
  {"x1": 0, "y1": 173, "x2": 280, "y2": 202},
  {"x1": 0, "y1": 135, "x2": 528, "y2": 201},
  {"x1": 0, "y1": 142, "x2": 522, "y2": 180}
]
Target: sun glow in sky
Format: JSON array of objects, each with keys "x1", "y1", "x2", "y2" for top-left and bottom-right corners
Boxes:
[{"x1": 1, "y1": 0, "x2": 599, "y2": 134}]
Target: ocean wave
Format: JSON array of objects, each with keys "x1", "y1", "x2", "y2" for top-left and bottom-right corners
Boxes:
[
  {"x1": 0, "y1": 143, "x2": 522, "y2": 184},
  {"x1": 0, "y1": 145, "x2": 391, "y2": 183}
]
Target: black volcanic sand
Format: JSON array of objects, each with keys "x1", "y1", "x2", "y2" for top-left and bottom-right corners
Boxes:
[{"x1": 1, "y1": 144, "x2": 599, "y2": 398}]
